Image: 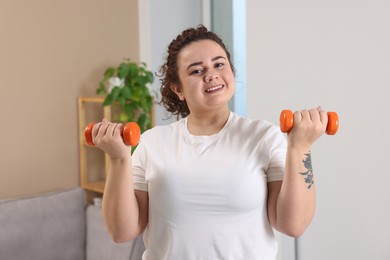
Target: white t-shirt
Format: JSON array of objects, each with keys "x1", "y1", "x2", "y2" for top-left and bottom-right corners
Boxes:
[{"x1": 132, "y1": 112, "x2": 287, "y2": 260}]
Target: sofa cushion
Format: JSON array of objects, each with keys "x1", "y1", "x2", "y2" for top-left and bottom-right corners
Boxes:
[
  {"x1": 0, "y1": 188, "x2": 86, "y2": 260},
  {"x1": 86, "y1": 203, "x2": 145, "y2": 260}
]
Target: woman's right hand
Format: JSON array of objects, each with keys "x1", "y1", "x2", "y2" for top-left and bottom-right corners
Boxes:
[{"x1": 91, "y1": 119, "x2": 132, "y2": 160}]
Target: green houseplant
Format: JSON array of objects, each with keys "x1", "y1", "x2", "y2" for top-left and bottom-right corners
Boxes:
[{"x1": 96, "y1": 59, "x2": 154, "y2": 133}]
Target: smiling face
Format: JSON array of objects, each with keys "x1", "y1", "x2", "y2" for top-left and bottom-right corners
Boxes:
[{"x1": 171, "y1": 40, "x2": 236, "y2": 115}]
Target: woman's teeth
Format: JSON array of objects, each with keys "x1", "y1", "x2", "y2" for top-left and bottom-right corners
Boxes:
[{"x1": 205, "y1": 85, "x2": 223, "y2": 93}]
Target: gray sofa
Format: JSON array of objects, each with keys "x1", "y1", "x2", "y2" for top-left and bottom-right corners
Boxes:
[{"x1": 0, "y1": 187, "x2": 145, "y2": 260}]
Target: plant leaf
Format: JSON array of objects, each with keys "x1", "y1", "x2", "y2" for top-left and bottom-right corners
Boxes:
[
  {"x1": 103, "y1": 94, "x2": 113, "y2": 106},
  {"x1": 146, "y1": 71, "x2": 154, "y2": 83},
  {"x1": 110, "y1": 87, "x2": 121, "y2": 101},
  {"x1": 121, "y1": 86, "x2": 132, "y2": 99},
  {"x1": 104, "y1": 67, "x2": 115, "y2": 80},
  {"x1": 138, "y1": 113, "x2": 147, "y2": 132},
  {"x1": 96, "y1": 81, "x2": 106, "y2": 95},
  {"x1": 118, "y1": 63, "x2": 129, "y2": 78},
  {"x1": 123, "y1": 103, "x2": 132, "y2": 117},
  {"x1": 118, "y1": 96, "x2": 125, "y2": 106},
  {"x1": 119, "y1": 112, "x2": 129, "y2": 123}
]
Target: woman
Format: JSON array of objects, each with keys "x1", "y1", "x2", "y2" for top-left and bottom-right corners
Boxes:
[{"x1": 93, "y1": 25, "x2": 328, "y2": 259}]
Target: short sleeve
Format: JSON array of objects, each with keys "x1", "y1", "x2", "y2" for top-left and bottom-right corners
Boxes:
[
  {"x1": 132, "y1": 141, "x2": 149, "y2": 191},
  {"x1": 265, "y1": 126, "x2": 287, "y2": 182}
]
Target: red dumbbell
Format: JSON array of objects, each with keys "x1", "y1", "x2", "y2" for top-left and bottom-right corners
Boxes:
[
  {"x1": 280, "y1": 110, "x2": 339, "y2": 135},
  {"x1": 84, "y1": 122, "x2": 141, "y2": 146}
]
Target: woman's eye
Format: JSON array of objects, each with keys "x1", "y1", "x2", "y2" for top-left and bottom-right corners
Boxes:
[
  {"x1": 215, "y1": 63, "x2": 224, "y2": 68},
  {"x1": 190, "y1": 69, "x2": 202, "y2": 75}
]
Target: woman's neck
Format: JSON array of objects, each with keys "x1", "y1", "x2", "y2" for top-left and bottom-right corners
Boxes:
[{"x1": 187, "y1": 108, "x2": 231, "y2": 136}]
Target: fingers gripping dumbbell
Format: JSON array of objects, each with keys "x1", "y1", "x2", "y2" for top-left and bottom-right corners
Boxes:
[
  {"x1": 280, "y1": 110, "x2": 339, "y2": 135},
  {"x1": 84, "y1": 122, "x2": 141, "y2": 146}
]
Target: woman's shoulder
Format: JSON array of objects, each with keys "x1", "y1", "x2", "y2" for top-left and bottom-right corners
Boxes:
[
  {"x1": 230, "y1": 112, "x2": 276, "y2": 131},
  {"x1": 229, "y1": 112, "x2": 286, "y2": 146},
  {"x1": 140, "y1": 118, "x2": 183, "y2": 140}
]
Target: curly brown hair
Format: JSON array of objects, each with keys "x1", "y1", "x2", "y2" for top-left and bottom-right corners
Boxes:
[{"x1": 158, "y1": 25, "x2": 235, "y2": 119}]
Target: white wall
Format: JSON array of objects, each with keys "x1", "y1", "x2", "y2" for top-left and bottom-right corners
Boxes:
[
  {"x1": 212, "y1": 0, "x2": 247, "y2": 116},
  {"x1": 247, "y1": 1, "x2": 390, "y2": 259},
  {"x1": 139, "y1": 0, "x2": 203, "y2": 126}
]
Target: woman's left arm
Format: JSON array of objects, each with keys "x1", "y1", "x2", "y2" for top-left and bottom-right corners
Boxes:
[{"x1": 267, "y1": 108, "x2": 328, "y2": 237}]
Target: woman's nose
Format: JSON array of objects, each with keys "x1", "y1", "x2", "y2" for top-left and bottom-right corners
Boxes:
[{"x1": 205, "y1": 71, "x2": 219, "y2": 82}]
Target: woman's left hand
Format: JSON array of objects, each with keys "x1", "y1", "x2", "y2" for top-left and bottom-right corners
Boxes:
[{"x1": 287, "y1": 107, "x2": 328, "y2": 149}]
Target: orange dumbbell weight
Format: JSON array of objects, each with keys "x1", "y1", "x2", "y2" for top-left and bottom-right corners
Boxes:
[
  {"x1": 84, "y1": 122, "x2": 141, "y2": 146},
  {"x1": 280, "y1": 110, "x2": 339, "y2": 135}
]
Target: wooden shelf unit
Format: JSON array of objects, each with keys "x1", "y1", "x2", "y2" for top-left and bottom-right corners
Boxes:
[
  {"x1": 78, "y1": 96, "x2": 155, "y2": 198},
  {"x1": 78, "y1": 97, "x2": 111, "y2": 196}
]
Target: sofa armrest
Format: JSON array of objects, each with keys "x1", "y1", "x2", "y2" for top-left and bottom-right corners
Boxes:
[{"x1": 86, "y1": 203, "x2": 145, "y2": 260}]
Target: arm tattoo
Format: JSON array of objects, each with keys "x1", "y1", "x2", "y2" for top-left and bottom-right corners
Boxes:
[{"x1": 300, "y1": 152, "x2": 314, "y2": 189}]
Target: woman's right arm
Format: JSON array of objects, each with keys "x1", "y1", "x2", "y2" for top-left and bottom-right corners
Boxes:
[
  {"x1": 92, "y1": 120, "x2": 149, "y2": 243},
  {"x1": 102, "y1": 157, "x2": 149, "y2": 243}
]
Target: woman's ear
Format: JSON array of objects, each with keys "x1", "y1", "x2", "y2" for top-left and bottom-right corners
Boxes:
[{"x1": 171, "y1": 84, "x2": 185, "y2": 101}]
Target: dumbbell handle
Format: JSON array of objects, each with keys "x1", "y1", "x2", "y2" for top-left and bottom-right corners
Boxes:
[
  {"x1": 280, "y1": 110, "x2": 339, "y2": 135},
  {"x1": 84, "y1": 122, "x2": 141, "y2": 146}
]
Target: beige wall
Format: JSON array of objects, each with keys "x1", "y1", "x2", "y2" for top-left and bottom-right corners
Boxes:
[{"x1": 0, "y1": 0, "x2": 139, "y2": 199}]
